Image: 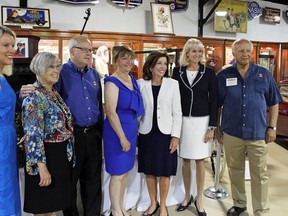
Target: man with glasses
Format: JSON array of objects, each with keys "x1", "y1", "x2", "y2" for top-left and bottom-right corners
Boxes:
[
  {"x1": 216, "y1": 38, "x2": 282, "y2": 216},
  {"x1": 56, "y1": 35, "x2": 103, "y2": 216}
]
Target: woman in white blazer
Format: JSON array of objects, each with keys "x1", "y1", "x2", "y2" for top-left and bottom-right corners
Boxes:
[{"x1": 137, "y1": 51, "x2": 182, "y2": 216}]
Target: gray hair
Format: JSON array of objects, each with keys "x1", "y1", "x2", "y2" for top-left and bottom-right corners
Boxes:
[
  {"x1": 30, "y1": 52, "x2": 59, "y2": 76},
  {"x1": 69, "y1": 35, "x2": 91, "y2": 49},
  {"x1": 180, "y1": 38, "x2": 205, "y2": 66},
  {"x1": 232, "y1": 38, "x2": 253, "y2": 54}
]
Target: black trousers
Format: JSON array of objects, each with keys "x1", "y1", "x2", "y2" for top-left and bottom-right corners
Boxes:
[{"x1": 63, "y1": 127, "x2": 102, "y2": 216}]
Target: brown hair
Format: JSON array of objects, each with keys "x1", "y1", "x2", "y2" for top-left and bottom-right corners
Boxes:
[
  {"x1": 142, "y1": 51, "x2": 169, "y2": 80},
  {"x1": 112, "y1": 46, "x2": 135, "y2": 67}
]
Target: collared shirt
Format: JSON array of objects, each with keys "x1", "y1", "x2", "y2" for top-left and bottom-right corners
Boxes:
[
  {"x1": 217, "y1": 63, "x2": 282, "y2": 140},
  {"x1": 22, "y1": 80, "x2": 74, "y2": 175},
  {"x1": 55, "y1": 59, "x2": 103, "y2": 127}
]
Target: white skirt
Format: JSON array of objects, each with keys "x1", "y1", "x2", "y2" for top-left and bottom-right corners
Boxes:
[{"x1": 178, "y1": 116, "x2": 212, "y2": 160}]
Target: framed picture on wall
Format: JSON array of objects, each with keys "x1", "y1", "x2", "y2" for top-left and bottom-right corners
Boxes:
[
  {"x1": 214, "y1": 0, "x2": 247, "y2": 33},
  {"x1": 150, "y1": 3, "x2": 174, "y2": 35},
  {"x1": 14, "y1": 37, "x2": 29, "y2": 58},
  {"x1": 1, "y1": 6, "x2": 51, "y2": 28}
]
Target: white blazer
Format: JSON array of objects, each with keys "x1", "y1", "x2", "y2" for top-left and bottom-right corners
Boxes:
[{"x1": 137, "y1": 77, "x2": 182, "y2": 138}]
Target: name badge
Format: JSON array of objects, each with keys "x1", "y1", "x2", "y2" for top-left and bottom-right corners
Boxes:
[{"x1": 226, "y1": 78, "x2": 237, "y2": 86}]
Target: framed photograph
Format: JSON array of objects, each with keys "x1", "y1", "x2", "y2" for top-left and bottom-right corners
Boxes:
[
  {"x1": 14, "y1": 37, "x2": 29, "y2": 58},
  {"x1": 1, "y1": 6, "x2": 51, "y2": 28},
  {"x1": 150, "y1": 3, "x2": 174, "y2": 35},
  {"x1": 214, "y1": 0, "x2": 247, "y2": 33}
]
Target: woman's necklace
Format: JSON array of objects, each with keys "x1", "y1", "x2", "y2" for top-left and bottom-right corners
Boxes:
[
  {"x1": 116, "y1": 71, "x2": 130, "y2": 82},
  {"x1": 151, "y1": 79, "x2": 162, "y2": 86},
  {"x1": 187, "y1": 64, "x2": 199, "y2": 71}
]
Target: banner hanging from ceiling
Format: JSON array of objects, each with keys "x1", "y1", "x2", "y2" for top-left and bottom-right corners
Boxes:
[
  {"x1": 57, "y1": 0, "x2": 99, "y2": 4},
  {"x1": 156, "y1": 0, "x2": 188, "y2": 11},
  {"x1": 111, "y1": 0, "x2": 143, "y2": 9}
]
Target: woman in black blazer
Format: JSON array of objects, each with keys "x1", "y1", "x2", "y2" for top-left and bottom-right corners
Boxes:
[{"x1": 172, "y1": 38, "x2": 218, "y2": 216}]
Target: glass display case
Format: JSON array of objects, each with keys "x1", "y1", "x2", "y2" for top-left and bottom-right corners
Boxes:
[
  {"x1": 142, "y1": 42, "x2": 184, "y2": 76},
  {"x1": 258, "y1": 43, "x2": 279, "y2": 81},
  {"x1": 280, "y1": 43, "x2": 288, "y2": 81},
  {"x1": 258, "y1": 48, "x2": 276, "y2": 75},
  {"x1": 38, "y1": 39, "x2": 59, "y2": 59}
]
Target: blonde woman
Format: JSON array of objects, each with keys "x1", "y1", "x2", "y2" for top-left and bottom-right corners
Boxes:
[
  {"x1": 0, "y1": 25, "x2": 21, "y2": 216},
  {"x1": 172, "y1": 38, "x2": 218, "y2": 216}
]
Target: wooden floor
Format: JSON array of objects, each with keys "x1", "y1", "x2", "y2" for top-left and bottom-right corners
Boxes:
[{"x1": 127, "y1": 142, "x2": 288, "y2": 216}]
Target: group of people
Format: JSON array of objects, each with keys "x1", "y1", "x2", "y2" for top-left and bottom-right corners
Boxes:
[{"x1": 0, "y1": 24, "x2": 282, "y2": 216}]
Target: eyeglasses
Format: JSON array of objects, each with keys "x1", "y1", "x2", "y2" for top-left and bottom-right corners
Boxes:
[
  {"x1": 49, "y1": 64, "x2": 62, "y2": 70},
  {"x1": 237, "y1": 49, "x2": 252, "y2": 54},
  {"x1": 73, "y1": 46, "x2": 93, "y2": 53}
]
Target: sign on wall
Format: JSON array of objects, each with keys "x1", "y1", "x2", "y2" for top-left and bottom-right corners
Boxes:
[
  {"x1": 247, "y1": 1, "x2": 262, "y2": 20},
  {"x1": 156, "y1": 0, "x2": 188, "y2": 11},
  {"x1": 1, "y1": 6, "x2": 51, "y2": 28},
  {"x1": 263, "y1": 7, "x2": 280, "y2": 23}
]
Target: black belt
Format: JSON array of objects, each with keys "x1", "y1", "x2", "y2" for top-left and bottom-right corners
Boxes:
[{"x1": 74, "y1": 125, "x2": 97, "y2": 134}]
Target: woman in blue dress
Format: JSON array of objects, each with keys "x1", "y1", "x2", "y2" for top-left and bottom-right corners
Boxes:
[
  {"x1": 103, "y1": 46, "x2": 143, "y2": 216},
  {"x1": 0, "y1": 26, "x2": 21, "y2": 216}
]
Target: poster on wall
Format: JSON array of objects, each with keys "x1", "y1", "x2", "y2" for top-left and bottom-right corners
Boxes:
[
  {"x1": 214, "y1": 0, "x2": 247, "y2": 33},
  {"x1": 156, "y1": 0, "x2": 188, "y2": 11},
  {"x1": 150, "y1": 3, "x2": 174, "y2": 35},
  {"x1": 1, "y1": 6, "x2": 51, "y2": 28},
  {"x1": 14, "y1": 38, "x2": 29, "y2": 58}
]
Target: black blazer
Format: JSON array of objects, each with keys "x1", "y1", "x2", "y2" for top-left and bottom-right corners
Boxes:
[{"x1": 172, "y1": 64, "x2": 218, "y2": 127}]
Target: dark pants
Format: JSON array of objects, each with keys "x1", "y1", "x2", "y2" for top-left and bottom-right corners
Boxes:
[{"x1": 63, "y1": 127, "x2": 102, "y2": 216}]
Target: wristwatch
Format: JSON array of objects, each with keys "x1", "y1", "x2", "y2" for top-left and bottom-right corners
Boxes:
[
  {"x1": 267, "y1": 126, "x2": 277, "y2": 131},
  {"x1": 208, "y1": 126, "x2": 217, "y2": 131}
]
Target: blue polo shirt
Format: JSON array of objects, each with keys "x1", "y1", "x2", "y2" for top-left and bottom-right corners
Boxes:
[
  {"x1": 217, "y1": 63, "x2": 282, "y2": 140},
  {"x1": 55, "y1": 59, "x2": 103, "y2": 127}
]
